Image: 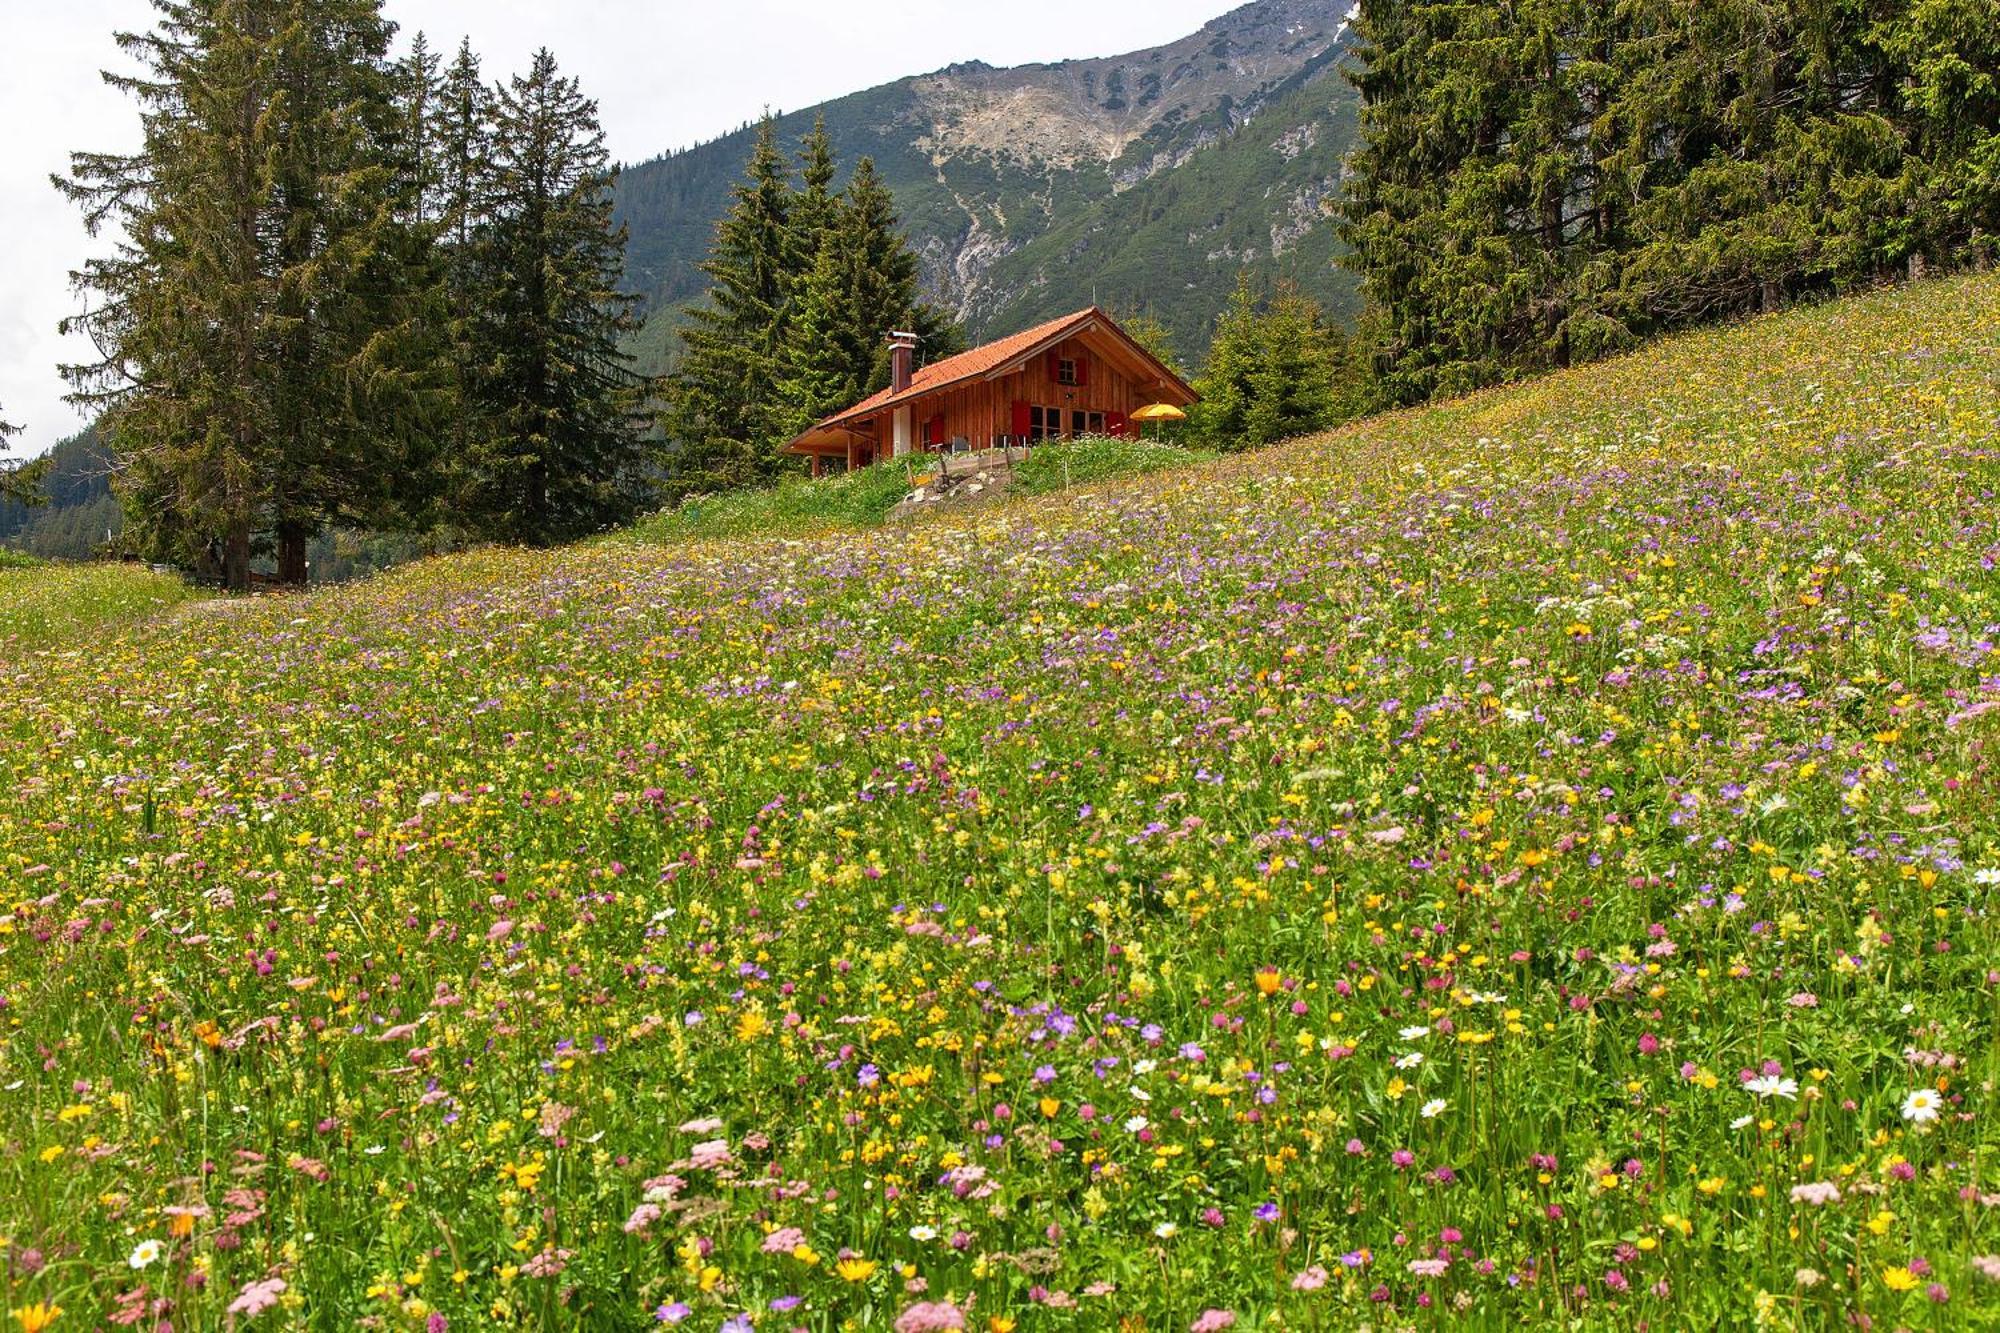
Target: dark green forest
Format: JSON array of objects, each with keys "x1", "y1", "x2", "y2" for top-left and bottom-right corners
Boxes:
[{"x1": 1339, "y1": 0, "x2": 2000, "y2": 402}]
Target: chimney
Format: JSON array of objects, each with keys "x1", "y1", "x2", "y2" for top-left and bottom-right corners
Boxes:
[{"x1": 888, "y1": 331, "x2": 918, "y2": 395}]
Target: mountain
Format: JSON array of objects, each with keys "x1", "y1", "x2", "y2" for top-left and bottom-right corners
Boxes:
[
  {"x1": 0, "y1": 428, "x2": 122, "y2": 561},
  {"x1": 613, "y1": 0, "x2": 1362, "y2": 371},
  {"x1": 0, "y1": 427, "x2": 423, "y2": 581}
]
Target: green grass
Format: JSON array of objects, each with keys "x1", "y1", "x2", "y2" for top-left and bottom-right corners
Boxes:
[
  {"x1": 1011, "y1": 434, "x2": 1215, "y2": 495},
  {"x1": 630, "y1": 438, "x2": 1216, "y2": 546},
  {"x1": 626, "y1": 458, "x2": 921, "y2": 543},
  {"x1": 2, "y1": 275, "x2": 1999, "y2": 1329},
  {"x1": 0, "y1": 561, "x2": 192, "y2": 651}
]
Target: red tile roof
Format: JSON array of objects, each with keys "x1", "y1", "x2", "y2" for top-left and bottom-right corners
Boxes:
[{"x1": 810, "y1": 308, "x2": 1103, "y2": 433}]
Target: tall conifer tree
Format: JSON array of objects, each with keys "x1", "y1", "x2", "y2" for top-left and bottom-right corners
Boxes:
[
  {"x1": 790, "y1": 116, "x2": 839, "y2": 274},
  {"x1": 772, "y1": 154, "x2": 964, "y2": 445},
  {"x1": 838, "y1": 158, "x2": 963, "y2": 392},
  {"x1": 57, "y1": 0, "x2": 437, "y2": 587},
  {"x1": 462, "y1": 48, "x2": 648, "y2": 544},
  {"x1": 424, "y1": 37, "x2": 495, "y2": 519},
  {"x1": 664, "y1": 118, "x2": 795, "y2": 496}
]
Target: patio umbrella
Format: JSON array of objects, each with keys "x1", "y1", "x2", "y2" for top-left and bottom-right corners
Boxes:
[{"x1": 1129, "y1": 402, "x2": 1188, "y2": 439}]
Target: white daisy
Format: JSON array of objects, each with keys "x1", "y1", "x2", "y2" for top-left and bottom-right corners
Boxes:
[
  {"x1": 1745, "y1": 1074, "x2": 1798, "y2": 1100},
  {"x1": 1420, "y1": 1098, "x2": 1447, "y2": 1119},
  {"x1": 129, "y1": 1238, "x2": 162, "y2": 1269},
  {"x1": 1902, "y1": 1089, "x2": 1942, "y2": 1124}
]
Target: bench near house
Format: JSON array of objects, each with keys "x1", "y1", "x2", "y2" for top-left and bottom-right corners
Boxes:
[{"x1": 783, "y1": 307, "x2": 1199, "y2": 475}]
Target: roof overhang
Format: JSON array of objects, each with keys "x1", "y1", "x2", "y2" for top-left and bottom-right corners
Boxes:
[{"x1": 783, "y1": 424, "x2": 874, "y2": 456}]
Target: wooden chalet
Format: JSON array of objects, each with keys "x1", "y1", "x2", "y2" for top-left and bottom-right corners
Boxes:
[{"x1": 783, "y1": 307, "x2": 1199, "y2": 474}]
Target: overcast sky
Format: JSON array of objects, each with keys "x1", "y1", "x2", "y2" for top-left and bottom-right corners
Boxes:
[{"x1": 0, "y1": 0, "x2": 1230, "y2": 456}]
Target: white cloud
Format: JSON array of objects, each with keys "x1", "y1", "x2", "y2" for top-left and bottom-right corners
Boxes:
[{"x1": 0, "y1": 0, "x2": 1230, "y2": 455}]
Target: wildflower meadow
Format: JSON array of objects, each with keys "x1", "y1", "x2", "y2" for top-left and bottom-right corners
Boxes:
[{"x1": 2, "y1": 275, "x2": 1998, "y2": 1329}]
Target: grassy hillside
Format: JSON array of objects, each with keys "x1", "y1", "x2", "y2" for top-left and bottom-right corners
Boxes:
[
  {"x1": 1, "y1": 276, "x2": 1997, "y2": 1328},
  {"x1": 0, "y1": 562, "x2": 192, "y2": 651},
  {"x1": 626, "y1": 438, "x2": 1214, "y2": 544}
]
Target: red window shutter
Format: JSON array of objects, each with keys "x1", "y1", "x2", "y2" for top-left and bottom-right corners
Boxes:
[
  {"x1": 1076, "y1": 355, "x2": 1090, "y2": 387},
  {"x1": 1046, "y1": 352, "x2": 1062, "y2": 381},
  {"x1": 1011, "y1": 400, "x2": 1031, "y2": 437},
  {"x1": 1106, "y1": 410, "x2": 1126, "y2": 438},
  {"x1": 926, "y1": 415, "x2": 944, "y2": 447}
]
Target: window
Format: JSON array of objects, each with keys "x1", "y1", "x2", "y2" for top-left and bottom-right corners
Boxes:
[
  {"x1": 1072, "y1": 409, "x2": 1087, "y2": 438},
  {"x1": 1056, "y1": 358, "x2": 1078, "y2": 386},
  {"x1": 1029, "y1": 405, "x2": 1063, "y2": 442},
  {"x1": 1086, "y1": 411, "x2": 1106, "y2": 436}
]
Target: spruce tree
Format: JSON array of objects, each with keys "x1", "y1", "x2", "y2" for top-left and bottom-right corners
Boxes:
[
  {"x1": 790, "y1": 115, "x2": 839, "y2": 275},
  {"x1": 464, "y1": 48, "x2": 648, "y2": 544},
  {"x1": 57, "y1": 0, "x2": 438, "y2": 588},
  {"x1": 773, "y1": 238, "x2": 862, "y2": 443},
  {"x1": 435, "y1": 40, "x2": 492, "y2": 257},
  {"x1": 426, "y1": 37, "x2": 495, "y2": 522},
  {"x1": 838, "y1": 157, "x2": 963, "y2": 393},
  {"x1": 397, "y1": 31, "x2": 443, "y2": 225},
  {"x1": 1878, "y1": 0, "x2": 2000, "y2": 262},
  {"x1": 1191, "y1": 279, "x2": 1347, "y2": 449},
  {"x1": 1340, "y1": 0, "x2": 1996, "y2": 399},
  {"x1": 1188, "y1": 279, "x2": 1260, "y2": 445},
  {"x1": 773, "y1": 154, "x2": 964, "y2": 444},
  {"x1": 669, "y1": 123, "x2": 961, "y2": 494},
  {"x1": 1244, "y1": 284, "x2": 1347, "y2": 446},
  {"x1": 664, "y1": 118, "x2": 794, "y2": 497},
  {"x1": 263, "y1": 0, "x2": 444, "y2": 582}
]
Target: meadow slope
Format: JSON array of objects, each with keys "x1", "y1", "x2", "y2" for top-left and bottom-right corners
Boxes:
[{"x1": 2, "y1": 276, "x2": 1998, "y2": 1329}]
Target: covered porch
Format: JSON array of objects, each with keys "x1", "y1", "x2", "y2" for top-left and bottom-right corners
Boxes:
[{"x1": 788, "y1": 424, "x2": 881, "y2": 478}]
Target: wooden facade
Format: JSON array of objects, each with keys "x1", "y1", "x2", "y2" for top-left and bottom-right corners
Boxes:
[{"x1": 785, "y1": 308, "x2": 1199, "y2": 474}]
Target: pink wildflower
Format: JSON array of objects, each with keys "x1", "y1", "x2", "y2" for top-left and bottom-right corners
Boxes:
[
  {"x1": 893, "y1": 1301, "x2": 967, "y2": 1332},
  {"x1": 226, "y1": 1277, "x2": 287, "y2": 1317},
  {"x1": 689, "y1": 1139, "x2": 732, "y2": 1170},
  {"x1": 763, "y1": 1227, "x2": 806, "y2": 1254}
]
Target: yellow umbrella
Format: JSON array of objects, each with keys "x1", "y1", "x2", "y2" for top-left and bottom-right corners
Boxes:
[{"x1": 1129, "y1": 402, "x2": 1188, "y2": 439}]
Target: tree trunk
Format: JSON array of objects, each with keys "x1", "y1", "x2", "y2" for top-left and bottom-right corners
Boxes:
[
  {"x1": 277, "y1": 522, "x2": 309, "y2": 587},
  {"x1": 1760, "y1": 280, "x2": 1781, "y2": 314},
  {"x1": 223, "y1": 525, "x2": 252, "y2": 592}
]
